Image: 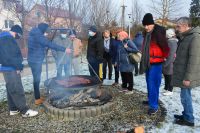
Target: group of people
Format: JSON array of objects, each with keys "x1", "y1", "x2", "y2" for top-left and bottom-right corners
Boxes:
[
  {"x1": 0, "y1": 13, "x2": 199, "y2": 128},
  {"x1": 140, "y1": 13, "x2": 200, "y2": 127}
]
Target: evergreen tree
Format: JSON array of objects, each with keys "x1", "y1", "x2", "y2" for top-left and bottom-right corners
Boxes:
[{"x1": 190, "y1": 0, "x2": 200, "y2": 26}]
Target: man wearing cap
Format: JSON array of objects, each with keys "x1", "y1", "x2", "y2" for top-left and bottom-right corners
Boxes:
[
  {"x1": 52, "y1": 29, "x2": 72, "y2": 78},
  {"x1": 28, "y1": 23, "x2": 71, "y2": 105},
  {"x1": 0, "y1": 25, "x2": 38, "y2": 117},
  {"x1": 69, "y1": 29, "x2": 83, "y2": 75},
  {"x1": 87, "y1": 26, "x2": 104, "y2": 80},
  {"x1": 140, "y1": 13, "x2": 169, "y2": 115}
]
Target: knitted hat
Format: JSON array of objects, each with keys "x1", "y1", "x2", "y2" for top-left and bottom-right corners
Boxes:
[
  {"x1": 88, "y1": 25, "x2": 97, "y2": 33},
  {"x1": 69, "y1": 29, "x2": 77, "y2": 37},
  {"x1": 118, "y1": 31, "x2": 128, "y2": 39},
  {"x1": 10, "y1": 25, "x2": 23, "y2": 35},
  {"x1": 38, "y1": 23, "x2": 51, "y2": 34},
  {"x1": 166, "y1": 28, "x2": 175, "y2": 38},
  {"x1": 142, "y1": 13, "x2": 154, "y2": 26}
]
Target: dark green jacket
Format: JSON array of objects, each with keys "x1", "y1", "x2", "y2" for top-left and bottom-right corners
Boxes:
[{"x1": 173, "y1": 26, "x2": 200, "y2": 88}]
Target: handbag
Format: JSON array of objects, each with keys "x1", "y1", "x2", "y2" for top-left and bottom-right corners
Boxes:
[{"x1": 128, "y1": 52, "x2": 142, "y2": 64}]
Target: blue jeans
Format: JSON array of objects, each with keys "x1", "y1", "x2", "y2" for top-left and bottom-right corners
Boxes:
[
  {"x1": 181, "y1": 88, "x2": 194, "y2": 123},
  {"x1": 28, "y1": 62, "x2": 42, "y2": 100},
  {"x1": 146, "y1": 63, "x2": 162, "y2": 110}
]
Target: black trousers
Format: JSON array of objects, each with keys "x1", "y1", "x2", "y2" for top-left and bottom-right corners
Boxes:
[
  {"x1": 3, "y1": 71, "x2": 29, "y2": 114},
  {"x1": 121, "y1": 72, "x2": 133, "y2": 91},
  {"x1": 114, "y1": 66, "x2": 119, "y2": 83},
  {"x1": 164, "y1": 74, "x2": 173, "y2": 92},
  {"x1": 134, "y1": 63, "x2": 139, "y2": 75},
  {"x1": 103, "y1": 52, "x2": 113, "y2": 79},
  {"x1": 28, "y1": 62, "x2": 42, "y2": 100}
]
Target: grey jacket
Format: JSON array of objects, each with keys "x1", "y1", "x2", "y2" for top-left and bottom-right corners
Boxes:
[
  {"x1": 52, "y1": 36, "x2": 72, "y2": 64},
  {"x1": 173, "y1": 26, "x2": 200, "y2": 88},
  {"x1": 162, "y1": 38, "x2": 178, "y2": 75}
]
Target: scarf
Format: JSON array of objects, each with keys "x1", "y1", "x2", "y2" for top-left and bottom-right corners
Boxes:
[{"x1": 139, "y1": 32, "x2": 151, "y2": 74}]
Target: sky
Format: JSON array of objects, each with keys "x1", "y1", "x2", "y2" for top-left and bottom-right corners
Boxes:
[{"x1": 116, "y1": 0, "x2": 191, "y2": 21}]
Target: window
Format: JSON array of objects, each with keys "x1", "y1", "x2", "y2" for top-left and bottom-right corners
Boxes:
[
  {"x1": 3, "y1": 0, "x2": 13, "y2": 10},
  {"x1": 5, "y1": 20, "x2": 14, "y2": 29}
]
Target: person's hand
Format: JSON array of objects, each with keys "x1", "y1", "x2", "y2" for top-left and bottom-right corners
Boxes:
[
  {"x1": 65, "y1": 48, "x2": 71, "y2": 54},
  {"x1": 183, "y1": 80, "x2": 190, "y2": 86},
  {"x1": 16, "y1": 70, "x2": 21, "y2": 74},
  {"x1": 124, "y1": 43, "x2": 128, "y2": 48}
]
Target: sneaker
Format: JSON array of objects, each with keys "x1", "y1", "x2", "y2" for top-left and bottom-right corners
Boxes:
[
  {"x1": 174, "y1": 114, "x2": 184, "y2": 120},
  {"x1": 142, "y1": 101, "x2": 149, "y2": 105},
  {"x1": 118, "y1": 88, "x2": 128, "y2": 92},
  {"x1": 35, "y1": 98, "x2": 44, "y2": 105},
  {"x1": 125, "y1": 91, "x2": 133, "y2": 94},
  {"x1": 148, "y1": 109, "x2": 158, "y2": 115},
  {"x1": 22, "y1": 109, "x2": 38, "y2": 118},
  {"x1": 174, "y1": 119, "x2": 194, "y2": 127},
  {"x1": 10, "y1": 110, "x2": 20, "y2": 116},
  {"x1": 163, "y1": 91, "x2": 173, "y2": 96},
  {"x1": 112, "y1": 82, "x2": 118, "y2": 86}
]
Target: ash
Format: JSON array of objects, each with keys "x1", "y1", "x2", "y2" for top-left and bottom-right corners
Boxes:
[{"x1": 49, "y1": 88, "x2": 112, "y2": 108}]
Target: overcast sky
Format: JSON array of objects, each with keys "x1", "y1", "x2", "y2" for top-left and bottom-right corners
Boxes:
[{"x1": 117, "y1": 0, "x2": 191, "y2": 20}]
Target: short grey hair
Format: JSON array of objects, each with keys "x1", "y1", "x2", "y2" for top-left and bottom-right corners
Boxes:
[{"x1": 176, "y1": 17, "x2": 192, "y2": 27}]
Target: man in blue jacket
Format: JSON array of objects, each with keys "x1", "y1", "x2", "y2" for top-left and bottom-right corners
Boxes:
[
  {"x1": 28, "y1": 23, "x2": 71, "y2": 105},
  {"x1": 0, "y1": 25, "x2": 38, "y2": 117}
]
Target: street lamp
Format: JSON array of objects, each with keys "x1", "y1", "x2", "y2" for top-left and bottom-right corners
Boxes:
[{"x1": 128, "y1": 14, "x2": 131, "y2": 38}]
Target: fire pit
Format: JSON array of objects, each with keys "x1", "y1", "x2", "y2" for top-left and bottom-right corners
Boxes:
[{"x1": 43, "y1": 75, "x2": 114, "y2": 121}]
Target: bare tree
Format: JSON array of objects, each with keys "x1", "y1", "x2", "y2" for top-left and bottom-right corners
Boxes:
[
  {"x1": 41, "y1": 0, "x2": 64, "y2": 26},
  {"x1": 150, "y1": 0, "x2": 182, "y2": 24},
  {"x1": 131, "y1": 0, "x2": 143, "y2": 25},
  {"x1": 63, "y1": 0, "x2": 90, "y2": 31},
  {"x1": 87, "y1": 0, "x2": 119, "y2": 29}
]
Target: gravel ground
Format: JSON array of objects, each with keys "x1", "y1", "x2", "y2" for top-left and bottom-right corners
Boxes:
[{"x1": 0, "y1": 86, "x2": 166, "y2": 133}]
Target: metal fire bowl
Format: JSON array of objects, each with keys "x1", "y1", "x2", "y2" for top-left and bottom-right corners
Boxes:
[{"x1": 44, "y1": 75, "x2": 102, "y2": 92}]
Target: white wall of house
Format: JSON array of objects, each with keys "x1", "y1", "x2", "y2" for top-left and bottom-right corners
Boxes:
[{"x1": 0, "y1": 0, "x2": 21, "y2": 31}]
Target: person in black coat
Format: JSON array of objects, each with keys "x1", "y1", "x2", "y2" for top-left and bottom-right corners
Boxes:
[{"x1": 87, "y1": 26, "x2": 104, "y2": 80}]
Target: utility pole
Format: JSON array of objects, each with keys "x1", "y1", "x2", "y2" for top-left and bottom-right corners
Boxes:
[
  {"x1": 128, "y1": 14, "x2": 131, "y2": 38},
  {"x1": 121, "y1": 0, "x2": 127, "y2": 30}
]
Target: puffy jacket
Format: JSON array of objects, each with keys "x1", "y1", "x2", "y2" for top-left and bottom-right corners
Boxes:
[
  {"x1": 149, "y1": 41, "x2": 166, "y2": 63},
  {"x1": 28, "y1": 28, "x2": 66, "y2": 63},
  {"x1": 87, "y1": 32, "x2": 104, "y2": 62},
  {"x1": 133, "y1": 32, "x2": 144, "y2": 51},
  {"x1": 173, "y1": 26, "x2": 200, "y2": 88},
  {"x1": 0, "y1": 32, "x2": 23, "y2": 71},
  {"x1": 117, "y1": 39, "x2": 139, "y2": 72}
]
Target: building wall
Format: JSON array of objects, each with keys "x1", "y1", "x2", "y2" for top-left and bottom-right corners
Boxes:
[{"x1": 0, "y1": 0, "x2": 21, "y2": 31}]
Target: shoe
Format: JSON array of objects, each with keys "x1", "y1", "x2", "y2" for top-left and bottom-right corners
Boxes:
[
  {"x1": 119, "y1": 88, "x2": 128, "y2": 92},
  {"x1": 163, "y1": 91, "x2": 173, "y2": 96},
  {"x1": 174, "y1": 119, "x2": 194, "y2": 127},
  {"x1": 148, "y1": 109, "x2": 158, "y2": 115},
  {"x1": 142, "y1": 101, "x2": 149, "y2": 105},
  {"x1": 125, "y1": 91, "x2": 133, "y2": 94},
  {"x1": 112, "y1": 82, "x2": 118, "y2": 86},
  {"x1": 174, "y1": 114, "x2": 184, "y2": 120},
  {"x1": 134, "y1": 74, "x2": 138, "y2": 76},
  {"x1": 40, "y1": 97, "x2": 45, "y2": 101},
  {"x1": 10, "y1": 110, "x2": 20, "y2": 116},
  {"x1": 22, "y1": 109, "x2": 38, "y2": 118},
  {"x1": 35, "y1": 98, "x2": 44, "y2": 105}
]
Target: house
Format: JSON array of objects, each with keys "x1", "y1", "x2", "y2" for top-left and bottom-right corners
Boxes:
[
  {"x1": 0, "y1": 0, "x2": 21, "y2": 31},
  {"x1": 155, "y1": 18, "x2": 176, "y2": 27},
  {"x1": 25, "y1": 4, "x2": 82, "y2": 32}
]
